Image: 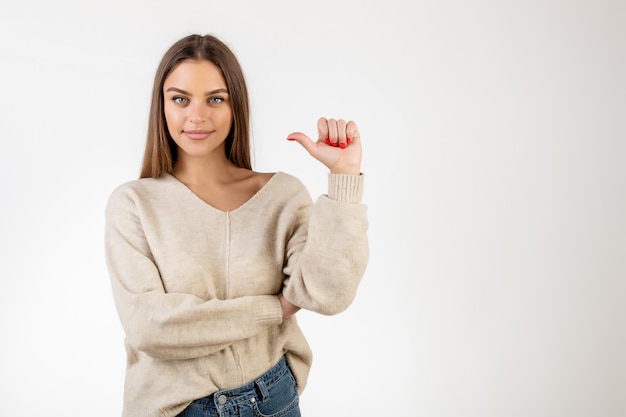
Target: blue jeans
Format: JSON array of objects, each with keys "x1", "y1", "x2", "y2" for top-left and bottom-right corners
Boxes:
[{"x1": 177, "y1": 356, "x2": 301, "y2": 417}]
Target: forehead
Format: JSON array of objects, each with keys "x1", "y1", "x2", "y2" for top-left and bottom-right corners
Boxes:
[{"x1": 164, "y1": 59, "x2": 226, "y2": 89}]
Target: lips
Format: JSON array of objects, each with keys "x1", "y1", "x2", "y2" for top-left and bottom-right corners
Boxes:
[{"x1": 184, "y1": 130, "x2": 213, "y2": 140}]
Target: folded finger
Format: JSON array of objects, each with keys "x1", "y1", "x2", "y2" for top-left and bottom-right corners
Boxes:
[
  {"x1": 346, "y1": 120, "x2": 360, "y2": 144},
  {"x1": 317, "y1": 117, "x2": 329, "y2": 144},
  {"x1": 337, "y1": 119, "x2": 347, "y2": 148},
  {"x1": 327, "y1": 118, "x2": 339, "y2": 146}
]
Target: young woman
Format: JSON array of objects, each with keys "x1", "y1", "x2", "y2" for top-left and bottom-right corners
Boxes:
[{"x1": 105, "y1": 34, "x2": 368, "y2": 417}]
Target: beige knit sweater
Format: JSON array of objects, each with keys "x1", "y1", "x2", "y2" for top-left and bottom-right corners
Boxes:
[{"x1": 104, "y1": 172, "x2": 368, "y2": 417}]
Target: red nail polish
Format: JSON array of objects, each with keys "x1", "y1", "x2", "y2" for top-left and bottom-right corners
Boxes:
[
  {"x1": 287, "y1": 137, "x2": 296, "y2": 141},
  {"x1": 340, "y1": 142, "x2": 346, "y2": 149},
  {"x1": 325, "y1": 138, "x2": 330, "y2": 145},
  {"x1": 332, "y1": 142, "x2": 338, "y2": 147},
  {"x1": 347, "y1": 137, "x2": 351, "y2": 144}
]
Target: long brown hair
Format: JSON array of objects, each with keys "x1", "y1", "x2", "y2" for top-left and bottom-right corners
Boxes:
[{"x1": 140, "y1": 34, "x2": 251, "y2": 178}]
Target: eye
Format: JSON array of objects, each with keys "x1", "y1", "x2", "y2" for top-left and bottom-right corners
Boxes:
[
  {"x1": 172, "y1": 96, "x2": 188, "y2": 104},
  {"x1": 208, "y1": 96, "x2": 225, "y2": 105}
]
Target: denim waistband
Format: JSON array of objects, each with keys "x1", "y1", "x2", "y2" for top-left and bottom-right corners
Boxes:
[{"x1": 191, "y1": 356, "x2": 290, "y2": 409}]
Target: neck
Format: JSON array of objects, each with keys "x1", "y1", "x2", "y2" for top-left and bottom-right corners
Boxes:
[{"x1": 173, "y1": 152, "x2": 240, "y2": 186}]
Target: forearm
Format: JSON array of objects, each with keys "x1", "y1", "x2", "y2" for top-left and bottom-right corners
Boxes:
[{"x1": 113, "y1": 287, "x2": 283, "y2": 360}]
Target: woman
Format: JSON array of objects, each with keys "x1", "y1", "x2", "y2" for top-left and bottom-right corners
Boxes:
[{"x1": 105, "y1": 34, "x2": 368, "y2": 417}]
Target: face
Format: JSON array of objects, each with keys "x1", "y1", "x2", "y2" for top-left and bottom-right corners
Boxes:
[{"x1": 163, "y1": 59, "x2": 233, "y2": 161}]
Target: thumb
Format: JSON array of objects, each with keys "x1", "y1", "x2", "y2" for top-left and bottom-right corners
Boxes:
[{"x1": 287, "y1": 132, "x2": 317, "y2": 155}]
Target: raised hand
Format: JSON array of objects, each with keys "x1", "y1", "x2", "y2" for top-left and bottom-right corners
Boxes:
[{"x1": 287, "y1": 117, "x2": 362, "y2": 175}]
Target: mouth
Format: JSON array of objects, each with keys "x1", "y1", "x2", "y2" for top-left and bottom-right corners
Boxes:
[{"x1": 183, "y1": 130, "x2": 213, "y2": 140}]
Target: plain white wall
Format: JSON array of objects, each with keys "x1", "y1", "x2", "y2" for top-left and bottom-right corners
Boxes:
[{"x1": 0, "y1": 1, "x2": 624, "y2": 416}]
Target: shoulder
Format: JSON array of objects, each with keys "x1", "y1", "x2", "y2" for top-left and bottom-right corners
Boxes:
[
  {"x1": 264, "y1": 172, "x2": 313, "y2": 210},
  {"x1": 106, "y1": 175, "x2": 173, "y2": 212},
  {"x1": 244, "y1": 171, "x2": 309, "y2": 198},
  {"x1": 271, "y1": 171, "x2": 307, "y2": 192},
  {"x1": 264, "y1": 172, "x2": 312, "y2": 203}
]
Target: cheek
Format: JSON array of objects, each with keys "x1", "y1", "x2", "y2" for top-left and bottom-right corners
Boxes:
[
  {"x1": 220, "y1": 108, "x2": 234, "y2": 128},
  {"x1": 163, "y1": 105, "x2": 182, "y2": 132}
]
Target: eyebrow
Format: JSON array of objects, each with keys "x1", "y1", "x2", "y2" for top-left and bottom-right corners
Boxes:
[{"x1": 165, "y1": 87, "x2": 229, "y2": 95}]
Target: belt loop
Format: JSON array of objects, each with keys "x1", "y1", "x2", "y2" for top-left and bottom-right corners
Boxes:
[{"x1": 255, "y1": 377, "x2": 270, "y2": 403}]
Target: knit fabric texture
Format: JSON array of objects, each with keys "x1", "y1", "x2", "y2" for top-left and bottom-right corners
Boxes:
[{"x1": 104, "y1": 172, "x2": 368, "y2": 417}]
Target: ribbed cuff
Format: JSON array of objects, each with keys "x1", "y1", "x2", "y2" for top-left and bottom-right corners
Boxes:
[
  {"x1": 254, "y1": 295, "x2": 284, "y2": 326},
  {"x1": 328, "y1": 173, "x2": 364, "y2": 203}
]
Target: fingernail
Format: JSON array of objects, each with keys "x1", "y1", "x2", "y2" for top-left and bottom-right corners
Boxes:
[
  {"x1": 287, "y1": 137, "x2": 296, "y2": 141},
  {"x1": 332, "y1": 142, "x2": 338, "y2": 147},
  {"x1": 325, "y1": 138, "x2": 330, "y2": 145},
  {"x1": 340, "y1": 142, "x2": 346, "y2": 149},
  {"x1": 347, "y1": 137, "x2": 351, "y2": 144}
]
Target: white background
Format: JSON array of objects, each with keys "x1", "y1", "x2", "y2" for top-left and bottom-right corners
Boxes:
[{"x1": 0, "y1": 1, "x2": 624, "y2": 416}]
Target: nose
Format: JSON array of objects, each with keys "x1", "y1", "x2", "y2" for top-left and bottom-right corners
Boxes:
[{"x1": 188, "y1": 102, "x2": 208, "y2": 124}]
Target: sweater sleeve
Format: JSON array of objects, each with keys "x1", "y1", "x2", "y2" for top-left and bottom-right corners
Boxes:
[
  {"x1": 104, "y1": 186, "x2": 283, "y2": 361},
  {"x1": 282, "y1": 173, "x2": 369, "y2": 315}
]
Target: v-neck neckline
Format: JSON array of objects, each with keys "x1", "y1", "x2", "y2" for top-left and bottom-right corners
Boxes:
[{"x1": 164, "y1": 172, "x2": 280, "y2": 214}]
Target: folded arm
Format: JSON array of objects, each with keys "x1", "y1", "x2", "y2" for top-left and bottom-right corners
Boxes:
[{"x1": 105, "y1": 189, "x2": 283, "y2": 361}]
